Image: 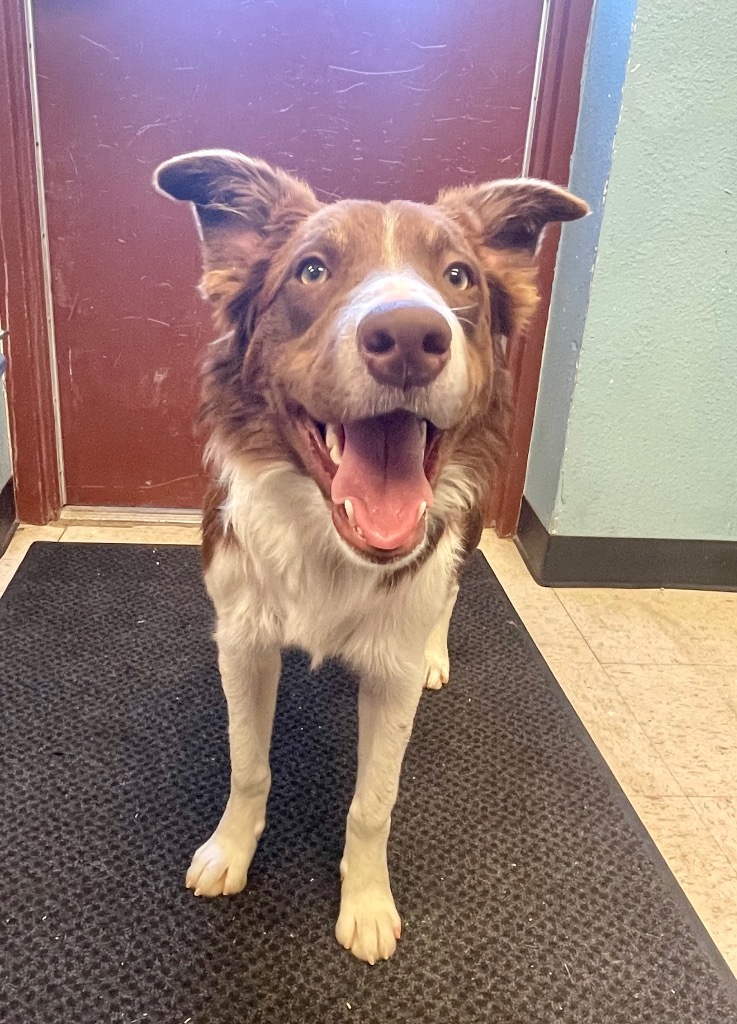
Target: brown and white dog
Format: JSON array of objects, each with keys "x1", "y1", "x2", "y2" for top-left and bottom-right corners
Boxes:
[{"x1": 154, "y1": 151, "x2": 587, "y2": 963}]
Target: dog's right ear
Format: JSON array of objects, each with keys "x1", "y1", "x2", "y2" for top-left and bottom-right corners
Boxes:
[{"x1": 154, "y1": 149, "x2": 320, "y2": 305}]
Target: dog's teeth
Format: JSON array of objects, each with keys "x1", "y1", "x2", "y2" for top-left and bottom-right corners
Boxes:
[
  {"x1": 418, "y1": 501, "x2": 427, "y2": 523},
  {"x1": 326, "y1": 424, "x2": 342, "y2": 465},
  {"x1": 419, "y1": 420, "x2": 427, "y2": 446},
  {"x1": 344, "y1": 499, "x2": 356, "y2": 526}
]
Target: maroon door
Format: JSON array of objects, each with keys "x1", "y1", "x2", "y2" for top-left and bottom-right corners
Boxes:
[{"x1": 34, "y1": 0, "x2": 545, "y2": 508}]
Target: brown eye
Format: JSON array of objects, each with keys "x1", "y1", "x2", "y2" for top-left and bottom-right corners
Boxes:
[
  {"x1": 297, "y1": 258, "x2": 330, "y2": 285},
  {"x1": 444, "y1": 263, "x2": 473, "y2": 290}
]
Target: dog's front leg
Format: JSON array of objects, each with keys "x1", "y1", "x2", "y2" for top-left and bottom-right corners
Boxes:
[
  {"x1": 336, "y1": 664, "x2": 424, "y2": 963},
  {"x1": 186, "y1": 640, "x2": 281, "y2": 897},
  {"x1": 424, "y1": 582, "x2": 459, "y2": 690}
]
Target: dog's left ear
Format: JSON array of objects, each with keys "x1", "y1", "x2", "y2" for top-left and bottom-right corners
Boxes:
[{"x1": 437, "y1": 179, "x2": 589, "y2": 338}]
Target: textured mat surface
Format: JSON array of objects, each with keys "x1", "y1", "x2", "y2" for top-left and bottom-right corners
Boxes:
[{"x1": 1, "y1": 542, "x2": 736, "y2": 1024}]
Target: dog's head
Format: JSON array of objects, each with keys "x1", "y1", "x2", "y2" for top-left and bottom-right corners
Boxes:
[{"x1": 155, "y1": 150, "x2": 587, "y2": 564}]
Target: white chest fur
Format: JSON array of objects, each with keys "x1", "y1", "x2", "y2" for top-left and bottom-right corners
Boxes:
[{"x1": 205, "y1": 458, "x2": 464, "y2": 678}]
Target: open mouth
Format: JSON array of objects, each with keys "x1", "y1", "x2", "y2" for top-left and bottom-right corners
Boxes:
[{"x1": 295, "y1": 409, "x2": 443, "y2": 562}]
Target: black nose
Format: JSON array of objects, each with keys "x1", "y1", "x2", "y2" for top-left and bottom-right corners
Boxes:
[{"x1": 356, "y1": 301, "x2": 452, "y2": 389}]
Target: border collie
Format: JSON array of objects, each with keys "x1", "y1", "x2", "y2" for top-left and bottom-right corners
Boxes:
[{"x1": 154, "y1": 151, "x2": 587, "y2": 962}]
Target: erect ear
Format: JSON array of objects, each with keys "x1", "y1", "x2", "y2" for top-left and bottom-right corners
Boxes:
[
  {"x1": 437, "y1": 178, "x2": 589, "y2": 338},
  {"x1": 154, "y1": 149, "x2": 320, "y2": 305}
]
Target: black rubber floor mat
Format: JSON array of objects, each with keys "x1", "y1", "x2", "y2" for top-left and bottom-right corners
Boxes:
[{"x1": 1, "y1": 542, "x2": 735, "y2": 1024}]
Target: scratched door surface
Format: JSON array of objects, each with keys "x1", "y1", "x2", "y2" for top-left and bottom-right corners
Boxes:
[{"x1": 34, "y1": 0, "x2": 544, "y2": 508}]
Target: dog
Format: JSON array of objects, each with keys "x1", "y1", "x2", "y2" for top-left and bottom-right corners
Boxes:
[{"x1": 154, "y1": 151, "x2": 587, "y2": 963}]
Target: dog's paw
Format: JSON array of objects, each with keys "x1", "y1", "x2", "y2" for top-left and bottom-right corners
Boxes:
[
  {"x1": 335, "y1": 889, "x2": 402, "y2": 964},
  {"x1": 185, "y1": 831, "x2": 254, "y2": 897},
  {"x1": 424, "y1": 650, "x2": 450, "y2": 690}
]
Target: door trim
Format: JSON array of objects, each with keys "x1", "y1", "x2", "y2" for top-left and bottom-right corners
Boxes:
[
  {"x1": 23, "y1": 0, "x2": 67, "y2": 505},
  {"x1": 57, "y1": 505, "x2": 201, "y2": 526},
  {"x1": 521, "y1": 0, "x2": 552, "y2": 176},
  {"x1": 0, "y1": 0, "x2": 63, "y2": 524},
  {"x1": 3, "y1": 0, "x2": 595, "y2": 526},
  {"x1": 491, "y1": 0, "x2": 596, "y2": 536}
]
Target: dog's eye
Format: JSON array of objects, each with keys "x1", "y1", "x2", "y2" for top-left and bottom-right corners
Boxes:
[
  {"x1": 297, "y1": 258, "x2": 330, "y2": 285},
  {"x1": 444, "y1": 263, "x2": 473, "y2": 290}
]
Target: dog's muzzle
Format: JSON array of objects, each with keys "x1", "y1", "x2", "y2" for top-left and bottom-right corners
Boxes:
[{"x1": 356, "y1": 301, "x2": 452, "y2": 390}]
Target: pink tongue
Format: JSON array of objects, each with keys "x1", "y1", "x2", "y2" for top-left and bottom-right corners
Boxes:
[{"x1": 331, "y1": 411, "x2": 432, "y2": 550}]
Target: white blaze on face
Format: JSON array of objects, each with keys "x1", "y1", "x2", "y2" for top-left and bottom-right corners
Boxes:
[
  {"x1": 332, "y1": 270, "x2": 470, "y2": 429},
  {"x1": 381, "y1": 208, "x2": 400, "y2": 270}
]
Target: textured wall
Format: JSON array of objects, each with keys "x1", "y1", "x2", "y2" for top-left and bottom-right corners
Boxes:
[
  {"x1": 525, "y1": 0, "x2": 637, "y2": 524},
  {"x1": 526, "y1": 0, "x2": 737, "y2": 541}
]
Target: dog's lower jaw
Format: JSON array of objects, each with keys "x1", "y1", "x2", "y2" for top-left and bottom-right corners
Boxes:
[{"x1": 330, "y1": 511, "x2": 435, "y2": 572}]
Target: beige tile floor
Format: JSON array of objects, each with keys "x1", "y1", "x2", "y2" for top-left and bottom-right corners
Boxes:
[{"x1": 1, "y1": 522, "x2": 735, "y2": 975}]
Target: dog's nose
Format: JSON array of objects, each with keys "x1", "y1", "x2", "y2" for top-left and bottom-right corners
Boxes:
[{"x1": 357, "y1": 301, "x2": 452, "y2": 389}]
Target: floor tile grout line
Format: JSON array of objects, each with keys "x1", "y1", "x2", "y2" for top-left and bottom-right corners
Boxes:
[
  {"x1": 553, "y1": 589, "x2": 737, "y2": 670},
  {"x1": 550, "y1": 588, "x2": 676, "y2": 674},
  {"x1": 686, "y1": 796, "x2": 737, "y2": 878},
  {"x1": 604, "y1": 660, "x2": 737, "y2": 726},
  {"x1": 479, "y1": 545, "x2": 602, "y2": 665},
  {"x1": 479, "y1": 545, "x2": 690, "y2": 804},
  {"x1": 542, "y1": 587, "x2": 605, "y2": 666},
  {"x1": 597, "y1": 659, "x2": 737, "y2": 669},
  {"x1": 578, "y1": 664, "x2": 688, "y2": 802},
  {"x1": 600, "y1": 661, "x2": 737, "y2": 799}
]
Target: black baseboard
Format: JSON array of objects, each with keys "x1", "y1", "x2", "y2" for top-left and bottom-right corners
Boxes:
[
  {"x1": 516, "y1": 497, "x2": 737, "y2": 591},
  {"x1": 0, "y1": 478, "x2": 17, "y2": 557}
]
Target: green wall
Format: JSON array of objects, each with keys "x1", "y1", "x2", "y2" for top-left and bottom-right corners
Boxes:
[{"x1": 525, "y1": 0, "x2": 737, "y2": 541}]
